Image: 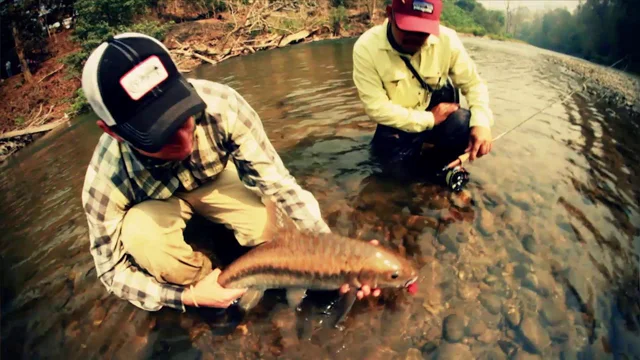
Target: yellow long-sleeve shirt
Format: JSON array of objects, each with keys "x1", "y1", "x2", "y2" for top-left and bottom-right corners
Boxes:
[{"x1": 352, "y1": 19, "x2": 494, "y2": 133}]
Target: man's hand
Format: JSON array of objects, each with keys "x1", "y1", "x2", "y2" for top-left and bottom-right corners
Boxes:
[
  {"x1": 182, "y1": 268, "x2": 248, "y2": 308},
  {"x1": 339, "y1": 240, "x2": 382, "y2": 300},
  {"x1": 432, "y1": 103, "x2": 460, "y2": 126},
  {"x1": 465, "y1": 126, "x2": 492, "y2": 161}
]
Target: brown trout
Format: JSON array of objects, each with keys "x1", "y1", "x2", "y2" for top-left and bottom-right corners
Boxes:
[{"x1": 217, "y1": 230, "x2": 419, "y2": 326}]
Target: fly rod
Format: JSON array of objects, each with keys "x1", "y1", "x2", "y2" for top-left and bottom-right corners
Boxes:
[{"x1": 442, "y1": 55, "x2": 629, "y2": 192}]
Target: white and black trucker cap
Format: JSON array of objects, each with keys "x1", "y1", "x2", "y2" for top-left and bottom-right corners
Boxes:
[{"x1": 82, "y1": 32, "x2": 206, "y2": 153}]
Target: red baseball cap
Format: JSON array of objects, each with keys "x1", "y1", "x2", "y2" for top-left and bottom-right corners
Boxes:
[{"x1": 391, "y1": 0, "x2": 442, "y2": 35}]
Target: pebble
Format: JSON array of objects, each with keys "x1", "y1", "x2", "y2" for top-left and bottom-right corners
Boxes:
[
  {"x1": 466, "y1": 318, "x2": 487, "y2": 337},
  {"x1": 432, "y1": 342, "x2": 473, "y2": 360},
  {"x1": 457, "y1": 283, "x2": 479, "y2": 301},
  {"x1": 521, "y1": 234, "x2": 539, "y2": 254},
  {"x1": 479, "y1": 293, "x2": 502, "y2": 315},
  {"x1": 519, "y1": 316, "x2": 551, "y2": 354},
  {"x1": 477, "y1": 329, "x2": 500, "y2": 344},
  {"x1": 505, "y1": 305, "x2": 522, "y2": 328},
  {"x1": 497, "y1": 340, "x2": 518, "y2": 357},
  {"x1": 513, "y1": 349, "x2": 543, "y2": 360},
  {"x1": 561, "y1": 348, "x2": 579, "y2": 360},
  {"x1": 451, "y1": 190, "x2": 472, "y2": 208},
  {"x1": 502, "y1": 206, "x2": 524, "y2": 224},
  {"x1": 477, "y1": 348, "x2": 507, "y2": 360},
  {"x1": 438, "y1": 233, "x2": 460, "y2": 254},
  {"x1": 404, "y1": 348, "x2": 422, "y2": 360},
  {"x1": 522, "y1": 273, "x2": 539, "y2": 293},
  {"x1": 443, "y1": 314, "x2": 465, "y2": 343},
  {"x1": 541, "y1": 299, "x2": 566, "y2": 325},
  {"x1": 479, "y1": 209, "x2": 496, "y2": 235},
  {"x1": 509, "y1": 192, "x2": 533, "y2": 211}
]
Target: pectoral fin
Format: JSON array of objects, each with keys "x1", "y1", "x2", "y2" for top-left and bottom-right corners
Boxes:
[
  {"x1": 286, "y1": 288, "x2": 308, "y2": 309},
  {"x1": 237, "y1": 289, "x2": 265, "y2": 312},
  {"x1": 330, "y1": 288, "x2": 358, "y2": 329}
]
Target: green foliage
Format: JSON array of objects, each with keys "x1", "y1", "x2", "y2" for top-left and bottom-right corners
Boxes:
[
  {"x1": 62, "y1": 0, "x2": 172, "y2": 76},
  {"x1": 515, "y1": 0, "x2": 639, "y2": 73},
  {"x1": 330, "y1": 5, "x2": 349, "y2": 34},
  {"x1": 68, "y1": 88, "x2": 90, "y2": 116},
  {"x1": 61, "y1": 0, "x2": 172, "y2": 114},
  {"x1": 15, "y1": 117, "x2": 25, "y2": 126},
  {"x1": 440, "y1": 0, "x2": 484, "y2": 35}
]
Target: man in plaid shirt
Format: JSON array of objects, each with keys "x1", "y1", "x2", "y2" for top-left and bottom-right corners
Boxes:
[{"x1": 80, "y1": 33, "x2": 380, "y2": 312}]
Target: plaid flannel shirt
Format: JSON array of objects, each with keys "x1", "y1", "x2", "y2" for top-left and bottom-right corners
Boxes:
[{"x1": 81, "y1": 79, "x2": 331, "y2": 312}]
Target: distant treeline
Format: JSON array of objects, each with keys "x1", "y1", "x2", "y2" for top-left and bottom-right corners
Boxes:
[{"x1": 513, "y1": 0, "x2": 639, "y2": 74}]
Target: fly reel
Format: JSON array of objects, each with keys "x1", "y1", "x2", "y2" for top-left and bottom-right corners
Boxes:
[{"x1": 443, "y1": 165, "x2": 469, "y2": 192}]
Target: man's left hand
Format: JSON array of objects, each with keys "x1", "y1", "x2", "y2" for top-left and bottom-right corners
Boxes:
[
  {"x1": 465, "y1": 126, "x2": 492, "y2": 161},
  {"x1": 339, "y1": 239, "x2": 382, "y2": 300}
]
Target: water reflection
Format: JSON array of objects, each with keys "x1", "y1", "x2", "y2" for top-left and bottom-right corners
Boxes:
[{"x1": 1, "y1": 37, "x2": 639, "y2": 359}]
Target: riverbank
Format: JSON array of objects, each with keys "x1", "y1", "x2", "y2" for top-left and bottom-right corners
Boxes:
[{"x1": 543, "y1": 52, "x2": 640, "y2": 114}]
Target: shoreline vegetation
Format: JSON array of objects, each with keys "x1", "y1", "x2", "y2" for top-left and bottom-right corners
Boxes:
[{"x1": 0, "y1": 0, "x2": 637, "y2": 163}]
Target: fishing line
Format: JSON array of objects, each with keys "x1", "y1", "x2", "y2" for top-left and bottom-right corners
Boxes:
[{"x1": 443, "y1": 54, "x2": 629, "y2": 192}]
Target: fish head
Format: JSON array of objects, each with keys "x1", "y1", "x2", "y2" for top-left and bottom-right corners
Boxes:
[{"x1": 361, "y1": 247, "x2": 419, "y2": 291}]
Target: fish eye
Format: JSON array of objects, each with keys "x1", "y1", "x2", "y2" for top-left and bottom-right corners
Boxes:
[{"x1": 391, "y1": 272, "x2": 399, "y2": 279}]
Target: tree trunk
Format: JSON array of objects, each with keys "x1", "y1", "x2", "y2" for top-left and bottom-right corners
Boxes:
[{"x1": 11, "y1": 20, "x2": 33, "y2": 83}]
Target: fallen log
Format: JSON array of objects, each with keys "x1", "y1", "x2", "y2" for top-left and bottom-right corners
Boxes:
[
  {"x1": 278, "y1": 30, "x2": 311, "y2": 47},
  {"x1": 38, "y1": 65, "x2": 64, "y2": 83},
  {"x1": 0, "y1": 121, "x2": 68, "y2": 141}
]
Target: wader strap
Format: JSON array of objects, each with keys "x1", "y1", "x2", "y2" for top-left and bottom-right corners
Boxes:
[{"x1": 399, "y1": 56, "x2": 435, "y2": 93}]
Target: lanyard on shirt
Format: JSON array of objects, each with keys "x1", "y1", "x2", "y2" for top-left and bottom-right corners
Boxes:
[{"x1": 399, "y1": 55, "x2": 436, "y2": 93}]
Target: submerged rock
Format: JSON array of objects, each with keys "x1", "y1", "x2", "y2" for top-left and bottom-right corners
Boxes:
[
  {"x1": 443, "y1": 314, "x2": 465, "y2": 343},
  {"x1": 519, "y1": 316, "x2": 551, "y2": 354},
  {"x1": 479, "y1": 293, "x2": 502, "y2": 315}
]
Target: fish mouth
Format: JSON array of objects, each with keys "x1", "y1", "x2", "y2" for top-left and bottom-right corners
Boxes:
[{"x1": 404, "y1": 276, "x2": 418, "y2": 287}]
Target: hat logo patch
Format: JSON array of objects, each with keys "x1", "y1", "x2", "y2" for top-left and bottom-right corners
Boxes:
[
  {"x1": 120, "y1": 55, "x2": 168, "y2": 100},
  {"x1": 413, "y1": 0, "x2": 434, "y2": 13}
]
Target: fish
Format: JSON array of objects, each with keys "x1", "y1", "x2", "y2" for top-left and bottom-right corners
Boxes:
[{"x1": 217, "y1": 229, "x2": 419, "y2": 327}]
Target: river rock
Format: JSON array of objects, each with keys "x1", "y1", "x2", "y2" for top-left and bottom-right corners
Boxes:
[
  {"x1": 497, "y1": 340, "x2": 517, "y2": 358},
  {"x1": 479, "y1": 209, "x2": 496, "y2": 236},
  {"x1": 479, "y1": 293, "x2": 502, "y2": 315},
  {"x1": 563, "y1": 268, "x2": 595, "y2": 315},
  {"x1": 443, "y1": 314, "x2": 465, "y2": 343},
  {"x1": 405, "y1": 348, "x2": 423, "y2": 360},
  {"x1": 513, "y1": 263, "x2": 531, "y2": 279},
  {"x1": 541, "y1": 299, "x2": 566, "y2": 325},
  {"x1": 505, "y1": 304, "x2": 522, "y2": 328},
  {"x1": 431, "y1": 342, "x2": 473, "y2": 360},
  {"x1": 509, "y1": 192, "x2": 533, "y2": 211},
  {"x1": 477, "y1": 347, "x2": 507, "y2": 360},
  {"x1": 560, "y1": 348, "x2": 579, "y2": 360},
  {"x1": 438, "y1": 233, "x2": 460, "y2": 254},
  {"x1": 521, "y1": 234, "x2": 539, "y2": 254},
  {"x1": 477, "y1": 329, "x2": 500, "y2": 344},
  {"x1": 466, "y1": 318, "x2": 487, "y2": 337},
  {"x1": 513, "y1": 349, "x2": 542, "y2": 360},
  {"x1": 519, "y1": 316, "x2": 551, "y2": 354},
  {"x1": 451, "y1": 190, "x2": 472, "y2": 208},
  {"x1": 457, "y1": 283, "x2": 479, "y2": 301}
]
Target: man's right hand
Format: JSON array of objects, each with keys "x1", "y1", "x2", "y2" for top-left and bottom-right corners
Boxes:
[
  {"x1": 432, "y1": 103, "x2": 460, "y2": 125},
  {"x1": 182, "y1": 268, "x2": 248, "y2": 308}
]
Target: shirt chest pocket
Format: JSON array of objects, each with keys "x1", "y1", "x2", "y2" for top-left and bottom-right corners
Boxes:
[{"x1": 381, "y1": 68, "x2": 421, "y2": 108}]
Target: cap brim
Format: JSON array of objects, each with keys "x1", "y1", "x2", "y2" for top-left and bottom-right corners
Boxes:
[
  {"x1": 114, "y1": 77, "x2": 206, "y2": 153},
  {"x1": 395, "y1": 13, "x2": 440, "y2": 35}
]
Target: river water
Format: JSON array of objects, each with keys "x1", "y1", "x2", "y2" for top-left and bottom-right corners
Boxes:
[{"x1": 1, "y1": 36, "x2": 639, "y2": 359}]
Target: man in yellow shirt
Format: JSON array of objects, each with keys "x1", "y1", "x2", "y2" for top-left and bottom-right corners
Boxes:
[{"x1": 352, "y1": 0, "x2": 493, "y2": 187}]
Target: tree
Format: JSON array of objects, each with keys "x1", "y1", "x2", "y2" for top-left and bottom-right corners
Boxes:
[{"x1": 0, "y1": 0, "x2": 49, "y2": 83}]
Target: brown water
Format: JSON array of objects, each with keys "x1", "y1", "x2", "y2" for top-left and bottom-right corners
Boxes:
[{"x1": 1, "y1": 37, "x2": 640, "y2": 360}]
